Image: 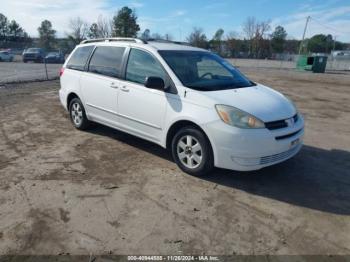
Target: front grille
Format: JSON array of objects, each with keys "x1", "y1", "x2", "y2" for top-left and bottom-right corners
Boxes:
[
  {"x1": 260, "y1": 145, "x2": 300, "y2": 165},
  {"x1": 265, "y1": 114, "x2": 298, "y2": 130},
  {"x1": 265, "y1": 119, "x2": 287, "y2": 130},
  {"x1": 275, "y1": 129, "x2": 302, "y2": 140}
]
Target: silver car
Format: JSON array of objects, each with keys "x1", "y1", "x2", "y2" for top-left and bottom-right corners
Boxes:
[{"x1": 0, "y1": 51, "x2": 14, "y2": 62}]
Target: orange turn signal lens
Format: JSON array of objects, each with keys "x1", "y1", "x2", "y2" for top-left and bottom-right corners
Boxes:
[{"x1": 217, "y1": 110, "x2": 231, "y2": 124}]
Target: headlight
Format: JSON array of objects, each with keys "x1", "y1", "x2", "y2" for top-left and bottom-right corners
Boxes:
[{"x1": 215, "y1": 105, "x2": 265, "y2": 129}]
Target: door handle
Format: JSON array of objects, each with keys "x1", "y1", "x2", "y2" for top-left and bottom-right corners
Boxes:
[
  {"x1": 121, "y1": 86, "x2": 129, "y2": 92},
  {"x1": 110, "y1": 82, "x2": 118, "y2": 89}
]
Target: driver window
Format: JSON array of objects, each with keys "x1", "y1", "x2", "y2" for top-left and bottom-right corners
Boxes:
[
  {"x1": 126, "y1": 49, "x2": 166, "y2": 85},
  {"x1": 197, "y1": 57, "x2": 232, "y2": 79}
]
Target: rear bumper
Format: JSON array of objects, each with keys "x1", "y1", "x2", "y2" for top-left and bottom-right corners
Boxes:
[
  {"x1": 59, "y1": 88, "x2": 68, "y2": 111},
  {"x1": 203, "y1": 115, "x2": 305, "y2": 171}
]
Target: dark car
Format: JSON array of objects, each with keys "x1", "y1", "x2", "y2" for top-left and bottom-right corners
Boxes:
[
  {"x1": 23, "y1": 48, "x2": 45, "y2": 63},
  {"x1": 45, "y1": 51, "x2": 65, "y2": 64}
]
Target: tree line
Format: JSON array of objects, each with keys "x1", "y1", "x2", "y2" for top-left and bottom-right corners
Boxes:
[
  {"x1": 0, "y1": 13, "x2": 32, "y2": 48},
  {"x1": 187, "y1": 18, "x2": 347, "y2": 58},
  {"x1": 0, "y1": 7, "x2": 348, "y2": 57}
]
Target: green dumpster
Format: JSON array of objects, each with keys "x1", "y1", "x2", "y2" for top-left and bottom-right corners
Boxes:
[
  {"x1": 311, "y1": 56, "x2": 328, "y2": 73},
  {"x1": 296, "y1": 55, "x2": 328, "y2": 73}
]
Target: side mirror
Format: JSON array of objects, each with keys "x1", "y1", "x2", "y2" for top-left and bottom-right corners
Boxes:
[{"x1": 145, "y1": 76, "x2": 165, "y2": 90}]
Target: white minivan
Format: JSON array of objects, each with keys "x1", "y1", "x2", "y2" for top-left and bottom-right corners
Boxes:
[{"x1": 59, "y1": 38, "x2": 304, "y2": 176}]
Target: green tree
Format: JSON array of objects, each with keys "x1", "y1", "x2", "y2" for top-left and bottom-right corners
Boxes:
[
  {"x1": 88, "y1": 23, "x2": 99, "y2": 39},
  {"x1": 271, "y1": 26, "x2": 287, "y2": 53},
  {"x1": 308, "y1": 34, "x2": 333, "y2": 53},
  {"x1": 0, "y1": 13, "x2": 8, "y2": 40},
  {"x1": 225, "y1": 32, "x2": 239, "y2": 57},
  {"x1": 112, "y1": 6, "x2": 140, "y2": 37},
  {"x1": 141, "y1": 29, "x2": 150, "y2": 40},
  {"x1": 213, "y1": 28, "x2": 224, "y2": 41},
  {"x1": 284, "y1": 39, "x2": 300, "y2": 54},
  {"x1": 8, "y1": 20, "x2": 24, "y2": 38},
  {"x1": 211, "y1": 28, "x2": 224, "y2": 55},
  {"x1": 38, "y1": 20, "x2": 56, "y2": 50},
  {"x1": 187, "y1": 27, "x2": 208, "y2": 49}
]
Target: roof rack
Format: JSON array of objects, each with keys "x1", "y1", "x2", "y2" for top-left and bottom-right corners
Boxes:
[
  {"x1": 80, "y1": 37, "x2": 146, "y2": 44},
  {"x1": 146, "y1": 38, "x2": 191, "y2": 46}
]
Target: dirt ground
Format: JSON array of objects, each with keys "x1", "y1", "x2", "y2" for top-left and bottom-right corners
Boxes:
[{"x1": 0, "y1": 68, "x2": 350, "y2": 255}]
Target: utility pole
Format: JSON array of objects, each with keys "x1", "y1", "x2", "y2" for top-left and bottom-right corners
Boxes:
[
  {"x1": 330, "y1": 35, "x2": 337, "y2": 70},
  {"x1": 332, "y1": 35, "x2": 337, "y2": 53},
  {"x1": 298, "y1": 16, "x2": 311, "y2": 55}
]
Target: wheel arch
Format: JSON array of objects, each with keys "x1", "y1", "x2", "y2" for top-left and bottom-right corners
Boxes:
[
  {"x1": 165, "y1": 120, "x2": 214, "y2": 157},
  {"x1": 67, "y1": 92, "x2": 80, "y2": 109}
]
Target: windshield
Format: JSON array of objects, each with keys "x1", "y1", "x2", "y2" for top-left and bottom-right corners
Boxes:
[
  {"x1": 27, "y1": 48, "x2": 40, "y2": 53},
  {"x1": 159, "y1": 50, "x2": 255, "y2": 91}
]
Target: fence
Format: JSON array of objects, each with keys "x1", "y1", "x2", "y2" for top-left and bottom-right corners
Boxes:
[
  {"x1": 0, "y1": 55, "x2": 61, "y2": 84},
  {"x1": 0, "y1": 55, "x2": 349, "y2": 85},
  {"x1": 229, "y1": 56, "x2": 350, "y2": 72}
]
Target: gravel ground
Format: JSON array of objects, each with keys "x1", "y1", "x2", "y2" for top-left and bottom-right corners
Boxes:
[{"x1": 0, "y1": 69, "x2": 350, "y2": 255}]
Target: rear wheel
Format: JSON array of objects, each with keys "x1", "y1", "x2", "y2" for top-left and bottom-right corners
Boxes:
[
  {"x1": 69, "y1": 98, "x2": 90, "y2": 130},
  {"x1": 171, "y1": 126, "x2": 214, "y2": 176}
]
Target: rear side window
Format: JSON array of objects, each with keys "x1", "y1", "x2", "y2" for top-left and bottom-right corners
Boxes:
[
  {"x1": 126, "y1": 48, "x2": 166, "y2": 85},
  {"x1": 88, "y1": 46, "x2": 125, "y2": 78},
  {"x1": 67, "y1": 46, "x2": 94, "y2": 71}
]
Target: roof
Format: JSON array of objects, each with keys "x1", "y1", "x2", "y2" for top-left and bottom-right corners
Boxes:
[
  {"x1": 78, "y1": 38, "x2": 207, "y2": 52},
  {"x1": 146, "y1": 42, "x2": 206, "y2": 52}
]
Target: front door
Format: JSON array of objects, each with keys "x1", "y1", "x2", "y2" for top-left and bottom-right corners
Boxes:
[{"x1": 117, "y1": 48, "x2": 168, "y2": 143}]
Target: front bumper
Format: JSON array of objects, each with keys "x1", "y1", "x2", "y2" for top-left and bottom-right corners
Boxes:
[
  {"x1": 203, "y1": 115, "x2": 304, "y2": 171},
  {"x1": 23, "y1": 55, "x2": 42, "y2": 61}
]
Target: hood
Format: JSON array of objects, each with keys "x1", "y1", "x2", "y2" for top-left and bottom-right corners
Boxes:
[{"x1": 187, "y1": 84, "x2": 296, "y2": 122}]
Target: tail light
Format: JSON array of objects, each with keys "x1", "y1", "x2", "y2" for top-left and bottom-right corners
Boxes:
[{"x1": 59, "y1": 67, "x2": 64, "y2": 77}]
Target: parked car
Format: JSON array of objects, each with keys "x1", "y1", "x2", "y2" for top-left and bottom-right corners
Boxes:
[
  {"x1": 23, "y1": 48, "x2": 45, "y2": 63},
  {"x1": 0, "y1": 51, "x2": 14, "y2": 62},
  {"x1": 45, "y1": 51, "x2": 65, "y2": 63},
  {"x1": 59, "y1": 38, "x2": 304, "y2": 176}
]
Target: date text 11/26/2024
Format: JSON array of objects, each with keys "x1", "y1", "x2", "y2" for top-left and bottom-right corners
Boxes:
[{"x1": 127, "y1": 256, "x2": 220, "y2": 261}]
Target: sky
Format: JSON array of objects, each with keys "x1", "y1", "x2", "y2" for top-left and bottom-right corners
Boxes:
[{"x1": 1, "y1": 0, "x2": 350, "y2": 42}]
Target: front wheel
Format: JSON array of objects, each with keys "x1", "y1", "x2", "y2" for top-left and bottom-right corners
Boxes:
[
  {"x1": 69, "y1": 98, "x2": 90, "y2": 130},
  {"x1": 171, "y1": 127, "x2": 214, "y2": 176}
]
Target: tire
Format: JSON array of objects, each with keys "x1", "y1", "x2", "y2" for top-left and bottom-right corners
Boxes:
[
  {"x1": 68, "y1": 98, "x2": 91, "y2": 130},
  {"x1": 171, "y1": 126, "x2": 214, "y2": 176}
]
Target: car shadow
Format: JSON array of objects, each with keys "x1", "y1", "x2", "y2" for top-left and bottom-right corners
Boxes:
[{"x1": 87, "y1": 124, "x2": 350, "y2": 215}]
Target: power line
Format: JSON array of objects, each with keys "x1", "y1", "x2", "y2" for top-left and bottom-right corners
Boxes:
[{"x1": 309, "y1": 16, "x2": 350, "y2": 35}]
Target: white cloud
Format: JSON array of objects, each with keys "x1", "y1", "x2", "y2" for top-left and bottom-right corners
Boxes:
[
  {"x1": 171, "y1": 10, "x2": 187, "y2": 17},
  {"x1": 1, "y1": 0, "x2": 116, "y2": 37},
  {"x1": 129, "y1": 1, "x2": 144, "y2": 8},
  {"x1": 271, "y1": 4, "x2": 350, "y2": 42}
]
